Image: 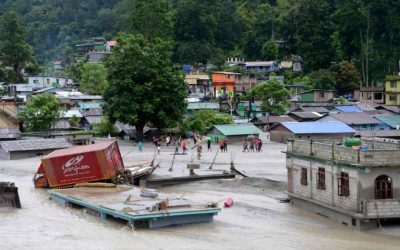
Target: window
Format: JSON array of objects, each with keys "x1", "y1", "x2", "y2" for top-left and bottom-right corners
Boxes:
[
  {"x1": 319, "y1": 91, "x2": 325, "y2": 98},
  {"x1": 375, "y1": 175, "x2": 393, "y2": 199},
  {"x1": 316, "y1": 168, "x2": 326, "y2": 190},
  {"x1": 301, "y1": 168, "x2": 308, "y2": 186},
  {"x1": 338, "y1": 172, "x2": 350, "y2": 196},
  {"x1": 390, "y1": 94, "x2": 397, "y2": 102},
  {"x1": 390, "y1": 80, "x2": 397, "y2": 88}
]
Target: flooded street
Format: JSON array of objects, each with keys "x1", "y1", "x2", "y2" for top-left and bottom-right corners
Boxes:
[{"x1": 1, "y1": 140, "x2": 400, "y2": 250}]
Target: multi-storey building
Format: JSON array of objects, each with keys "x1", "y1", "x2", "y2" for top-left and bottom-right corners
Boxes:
[{"x1": 287, "y1": 138, "x2": 400, "y2": 230}]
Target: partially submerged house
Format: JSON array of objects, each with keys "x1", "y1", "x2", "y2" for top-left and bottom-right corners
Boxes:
[
  {"x1": 0, "y1": 138, "x2": 71, "y2": 160},
  {"x1": 206, "y1": 123, "x2": 262, "y2": 143},
  {"x1": 270, "y1": 121, "x2": 355, "y2": 143},
  {"x1": 286, "y1": 138, "x2": 400, "y2": 230}
]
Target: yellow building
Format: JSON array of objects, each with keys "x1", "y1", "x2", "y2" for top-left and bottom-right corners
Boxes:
[{"x1": 385, "y1": 75, "x2": 400, "y2": 105}]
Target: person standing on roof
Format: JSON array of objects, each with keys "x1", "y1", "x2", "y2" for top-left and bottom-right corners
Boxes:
[
  {"x1": 138, "y1": 141, "x2": 143, "y2": 152},
  {"x1": 207, "y1": 139, "x2": 211, "y2": 151}
]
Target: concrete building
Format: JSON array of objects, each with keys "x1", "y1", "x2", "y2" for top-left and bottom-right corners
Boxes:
[
  {"x1": 354, "y1": 87, "x2": 385, "y2": 104},
  {"x1": 294, "y1": 90, "x2": 334, "y2": 103},
  {"x1": 243, "y1": 61, "x2": 278, "y2": 73},
  {"x1": 0, "y1": 102, "x2": 20, "y2": 140},
  {"x1": 385, "y1": 75, "x2": 400, "y2": 105},
  {"x1": 286, "y1": 138, "x2": 400, "y2": 230},
  {"x1": 211, "y1": 72, "x2": 240, "y2": 98},
  {"x1": 0, "y1": 138, "x2": 71, "y2": 160},
  {"x1": 185, "y1": 74, "x2": 211, "y2": 99},
  {"x1": 270, "y1": 121, "x2": 355, "y2": 143},
  {"x1": 28, "y1": 76, "x2": 75, "y2": 89}
]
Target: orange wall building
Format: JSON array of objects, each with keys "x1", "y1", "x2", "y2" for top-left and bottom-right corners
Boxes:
[{"x1": 211, "y1": 72, "x2": 240, "y2": 98}]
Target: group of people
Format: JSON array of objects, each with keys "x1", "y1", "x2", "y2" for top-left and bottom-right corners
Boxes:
[
  {"x1": 219, "y1": 138, "x2": 228, "y2": 152},
  {"x1": 242, "y1": 137, "x2": 262, "y2": 152}
]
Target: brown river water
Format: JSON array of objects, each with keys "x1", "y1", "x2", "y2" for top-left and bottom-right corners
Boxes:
[{"x1": 1, "y1": 141, "x2": 400, "y2": 250}]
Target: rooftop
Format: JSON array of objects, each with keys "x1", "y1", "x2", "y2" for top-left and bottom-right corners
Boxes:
[
  {"x1": 374, "y1": 114, "x2": 400, "y2": 129},
  {"x1": 209, "y1": 123, "x2": 262, "y2": 136},
  {"x1": 83, "y1": 108, "x2": 103, "y2": 117},
  {"x1": 251, "y1": 115, "x2": 295, "y2": 124},
  {"x1": 187, "y1": 102, "x2": 219, "y2": 110},
  {"x1": 280, "y1": 121, "x2": 355, "y2": 134},
  {"x1": 289, "y1": 111, "x2": 324, "y2": 119},
  {"x1": 334, "y1": 105, "x2": 362, "y2": 113},
  {"x1": 245, "y1": 61, "x2": 276, "y2": 67},
  {"x1": 294, "y1": 106, "x2": 330, "y2": 113},
  {"x1": 0, "y1": 138, "x2": 71, "y2": 152},
  {"x1": 328, "y1": 112, "x2": 383, "y2": 125}
]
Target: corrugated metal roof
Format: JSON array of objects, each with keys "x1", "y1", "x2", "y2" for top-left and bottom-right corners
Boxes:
[
  {"x1": 0, "y1": 138, "x2": 71, "y2": 152},
  {"x1": 187, "y1": 102, "x2": 219, "y2": 110},
  {"x1": 251, "y1": 115, "x2": 295, "y2": 124},
  {"x1": 280, "y1": 121, "x2": 355, "y2": 134},
  {"x1": 374, "y1": 115, "x2": 400, "y2": 129},
  {"x1": 61, "y1": 110, "x2": 83, "y2": 118},
  {"x1": 83, "y1": 108, "x2": 103, "y2": 117},
  {"x1": 328, "y1": 112, "x2": 383, "y2": 125},
  {"x1": 289, "y1": 112, "x2": 323, "y2": 119},
  {"x1": 334, "y1": 105, "x2": 362, "y2": 112},
  {"x1": 296, "y1": 107, "x2": 330, "y2": 113},
  {"x1": 210, "y1": 123, "x2": 262, "y2": 136}
]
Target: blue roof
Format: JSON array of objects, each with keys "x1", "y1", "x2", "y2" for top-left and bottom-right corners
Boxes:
[
  {"x1": 280, "y1": 121, "x2": 355, "y2": 134},
  {"x1": 334, "y1": 105, "x2": 362, "y2": 112}
]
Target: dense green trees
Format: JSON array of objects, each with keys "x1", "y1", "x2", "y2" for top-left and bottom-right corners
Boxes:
[
  {"x1": 248, "y1": 79, "x2": 290, "y2": 115},
  {"x1": 103, "y1": 33, "x2": 187, "y2": 140},
  {"x1": 17, "y1": 94, "x2": 61, "y2": 132},
  {"x1": 1, "y1": 0, "x2": 399, "y2": 88},
  {"x1": 0, "y1": 11, "x2": 35, "y2": 82},
  {"x1": 180, "y1": 110, "x2": 233, "y2": 134},
  {"x1": 79, "y1": 63, "x2": 108, "y2": 95}
]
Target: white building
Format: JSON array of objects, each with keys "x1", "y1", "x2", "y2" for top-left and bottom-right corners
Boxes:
[
  {"x1": 287, "y1": 138, "x2": 400, "y2": 230},
  {"x1": 28, "y1": 76, "x2": 75, "y2": 90}
]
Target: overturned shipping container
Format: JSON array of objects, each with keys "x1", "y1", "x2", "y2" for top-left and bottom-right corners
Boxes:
[{"x1": 34, "y1": 141, "x2": 124, "y2": 188}]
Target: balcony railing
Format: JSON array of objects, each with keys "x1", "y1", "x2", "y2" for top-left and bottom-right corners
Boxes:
[{"x1": 287, "y1": 139, "x2": 400, "y2": 166}]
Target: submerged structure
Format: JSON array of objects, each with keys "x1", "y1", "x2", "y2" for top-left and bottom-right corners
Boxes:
[
  {"x1": 49, "y1": 185, "x2": 221, "y2": 229},
  {"x1": 286, "y1": 138, "x2": 400, "y2": 230},
  {"x1": 0, "y1": 182, "x2": 21, "y2": 208}
]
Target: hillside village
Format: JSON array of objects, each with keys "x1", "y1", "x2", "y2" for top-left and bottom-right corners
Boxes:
[{"x1": 3, "y1": 1, "x2": 400, "y2": 249}]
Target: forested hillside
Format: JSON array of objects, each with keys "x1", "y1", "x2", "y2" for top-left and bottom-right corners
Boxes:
[{"x1": 1, "y1": 0, "x2": 400, "y2": 85}]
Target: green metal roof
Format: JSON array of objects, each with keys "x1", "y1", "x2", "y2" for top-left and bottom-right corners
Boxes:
[
  {"x1": 187, "y1": 102, "x2": 219, "y2": 110},
  {"x1": 209, "y1": 123, "x2": 262, "y2": 136},
  {"x1": 374, "y1": 114, "x2": 400, "y2": 129}
]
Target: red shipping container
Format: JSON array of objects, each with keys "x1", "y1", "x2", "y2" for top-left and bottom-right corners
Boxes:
[{"x1": 34, "y1": 141, "x2": 124, "y2": 188}]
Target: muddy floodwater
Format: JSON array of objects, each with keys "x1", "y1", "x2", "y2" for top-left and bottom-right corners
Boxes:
[{"x1": 1, "y1": 140, "x2": 400, "y2": 250}]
